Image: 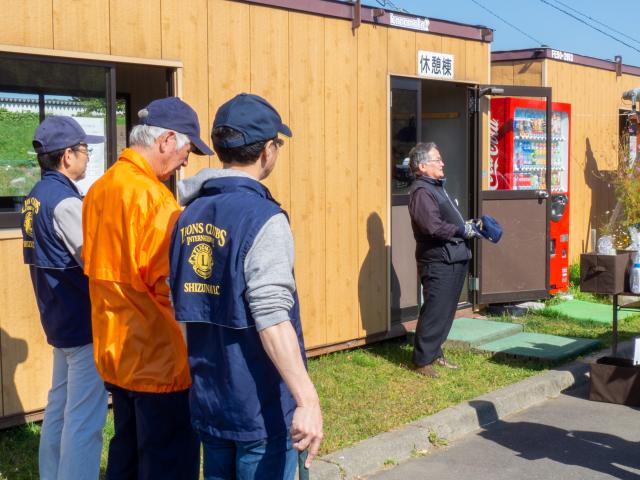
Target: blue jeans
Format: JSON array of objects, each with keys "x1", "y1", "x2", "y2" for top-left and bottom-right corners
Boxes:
[
  {"x1": 200, "y1": 430, "x2": 298, "y2": 480},
  {"x1": 39, "y1": 343, "x2": 108, "y2": 480}
]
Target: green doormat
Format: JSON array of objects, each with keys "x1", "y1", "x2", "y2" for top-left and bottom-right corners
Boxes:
[
  {"x1": 477, "y1": 332, "x2": 600, "y2": 361},
  {"x1": 446, "y1": 317, "x2": 523, "y2": 347},
  {"x1": 546, "y1": 299, "x2": 639, "y2": 324}
]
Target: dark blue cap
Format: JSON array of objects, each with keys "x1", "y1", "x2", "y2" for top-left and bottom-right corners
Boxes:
[
  {"x1": 140, "y1": 97, "x2": 214, "y2": 156},
  {"x1": 212, "y1": 93, "x2": 292, "y2": 148},
  {"x1": 33, "y1": 116, "x2": 104, "y2": 154},
  {"x1": 478, "y1": 214, "x2": 503, "y2": 243}
]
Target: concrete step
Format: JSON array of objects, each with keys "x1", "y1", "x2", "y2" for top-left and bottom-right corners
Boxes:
[{"x1": 475, "y1": 332, "x2": 601, "y2": 362}]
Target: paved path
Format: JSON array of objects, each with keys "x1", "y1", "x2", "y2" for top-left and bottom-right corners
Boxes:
[{"x1": 371, "y1": 384, "x2": 640, "y2": 480}]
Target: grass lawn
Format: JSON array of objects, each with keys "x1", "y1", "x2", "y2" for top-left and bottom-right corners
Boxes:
[
  {"x1": 492, "y1": 303, "x2": 640, "y2": 348},
  {"x1": 0, "y1": 344, "x2": 547, "y2": 479},
  {"x1": 0, "y1": 414, "x2": 115, "y2": 480},
  {"x1": 302, "y1": 298, "x2": 637, "y2": 455},
  {"x1": 309, "y1": 340, "x2": 547, "y2": 454},
  {"x1": 2, "y1": 283, "x2": 639, "y2": 478}
]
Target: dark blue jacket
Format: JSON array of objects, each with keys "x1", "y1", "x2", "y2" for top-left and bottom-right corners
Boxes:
[
  {"x1": 409, "y1": 176, "x2": 471, "y2": 265},
  {"x1": 22, "y1": 170, "x2": 92, "y2": 348},
  {"x1": 170, "y1": 176, "x2": 305, "y2": 441}
]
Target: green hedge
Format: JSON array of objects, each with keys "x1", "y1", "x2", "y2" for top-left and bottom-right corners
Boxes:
[{"x1": 0, "y1": 109, "x2": 39, "y2": 164}]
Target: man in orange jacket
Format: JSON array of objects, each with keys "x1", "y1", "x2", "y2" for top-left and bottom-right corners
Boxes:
[{"x1": 82, "y1": 97, "x2": 213, "y2": 479}]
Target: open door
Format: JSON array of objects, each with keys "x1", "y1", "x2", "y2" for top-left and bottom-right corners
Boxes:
[
  {"x1": 391, "y1": 76, "x2": 476, "y2": 321},
  {"x1": 390, "y1": 76, "x2": 421, "y2": 323},
  {"x1": 472, "y1": 85, "x2": 552, "y2": 304}
]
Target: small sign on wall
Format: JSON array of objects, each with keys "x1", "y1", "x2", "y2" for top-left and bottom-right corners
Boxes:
[
  {"x1": 389, "y1": 13, "x2": 429, "y2": 32},
  {"x1": 551, "y1": 49, "x2": 574, "y2": 62},
  {"x1": 417, "y1": 51, "x2": 454, "y2": 80}
]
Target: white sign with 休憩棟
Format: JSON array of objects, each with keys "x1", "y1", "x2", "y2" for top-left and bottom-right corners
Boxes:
[{"x1": 417, "y1": 51, "x2": 454, "y2": 80}]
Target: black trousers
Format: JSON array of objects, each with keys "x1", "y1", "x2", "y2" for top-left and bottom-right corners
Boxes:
[
  {"x1": 413, "y1": 260, "x2": 469, "y2": 367},
  {"x1": 105, "y1": 383, "x2": 200, "y2": 480}
]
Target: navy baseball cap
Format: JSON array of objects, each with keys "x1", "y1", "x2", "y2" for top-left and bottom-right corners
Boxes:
[
  {"x1": 33, "y1": 116, "x2": 104, "y2": 154},
  {"x1": 139, "y1": 97, "x2": 214, "y2": 156},
  {"x1": 478, "y1": 215, "x2": 503, "y2": 243},
  {"x1": 212, "y1": 93, "x2": 292, "y2": 148}
]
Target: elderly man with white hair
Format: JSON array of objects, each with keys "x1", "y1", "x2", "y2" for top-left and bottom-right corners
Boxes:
[
  {"x1": 408, "y1": 142, "x2": 480, "y2": 379},
  {"x1": 82, "y1": 97, "x2": 213, "y2": 479}
]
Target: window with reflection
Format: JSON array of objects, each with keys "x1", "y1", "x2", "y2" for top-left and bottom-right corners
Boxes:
[
  {"x1": 391, "y1": 88, "x2": 418, "y2": 195},
  {"x1": 0, "y1": 55, "x2": 110, "y2": 225}
]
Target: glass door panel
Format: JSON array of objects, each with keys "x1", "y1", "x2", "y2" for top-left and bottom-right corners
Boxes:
[{"x1": 391, "y1": 88, "x2": 419, "y2": 196}]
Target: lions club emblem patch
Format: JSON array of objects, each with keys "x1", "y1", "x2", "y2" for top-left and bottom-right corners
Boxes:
[
  {"x1": 23, "y1": 210, "x2": 34, "y2": 238},
  {"x1": 189, "y1": 243, "x2": 213, "y2": 279}
]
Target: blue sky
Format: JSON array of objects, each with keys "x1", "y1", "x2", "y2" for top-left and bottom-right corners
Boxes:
[{"x1": 363, "y1": 1, "x2": 640, "y2": 66}]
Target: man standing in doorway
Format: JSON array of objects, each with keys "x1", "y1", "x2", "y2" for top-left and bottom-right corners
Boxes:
[
  {"x1": 170, "y1": 93, "x2": 323, "y2": 479},
  {"x1": 22, "y1": 116, "x2": 107, "y2": 479},
  {"x1": 82, "y1": 97, "x2": 213, "y2": 479},
  {"x1": 408, "y1": 142, "x2": 480, "y2": 378}
]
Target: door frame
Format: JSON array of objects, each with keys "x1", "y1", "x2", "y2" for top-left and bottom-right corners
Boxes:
[
  {"x1": 389, "y1": 76, "x2": 422, "y2": 323},
  {"x1": 389, "y1": 75, "x2": 476, "y2": 320},
  {"x1": 471, "y1": 85, "x2": 553, "y2": 305}
]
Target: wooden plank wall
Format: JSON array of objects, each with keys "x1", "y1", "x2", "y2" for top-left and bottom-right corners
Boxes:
[
  {"x1": 0, "y1": 234, "x2": 43, "y2": 419},
  {"x1": 492, "y1": 59, "x2": 640, "y2": 262},
  {"x1": 492, "y1": 61, "x2": 543, "y2": 87},
  {"x1": 547, "y1": 61, "x2": 640, "y2": 261},
  {"x1": 0, "y1": 0, "x2": 489, "y2": 418}
]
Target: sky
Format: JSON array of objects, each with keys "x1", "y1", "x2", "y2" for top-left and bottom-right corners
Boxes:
[{"x1": 363, "y1": 0, "x2": 640, "y2": 67}]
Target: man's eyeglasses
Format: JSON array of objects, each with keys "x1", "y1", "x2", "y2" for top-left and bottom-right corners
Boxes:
[
  {"x1": 73, "y1": 144, "x2": 93, "y2": 156},
  {"x1": 272, "y1": 137, "x2": 284, "y2": 149}
]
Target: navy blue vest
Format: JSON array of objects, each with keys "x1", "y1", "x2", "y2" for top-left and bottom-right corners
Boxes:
[
  {"x1": 22, "y1": 170, "x2": 92, "y2": 348},
  {"x1": 411, "y1": 176, "x2": 471, "y2": 265},
  {"x1": 170, "y1": 176, "x2": 305, "y2": 441}
]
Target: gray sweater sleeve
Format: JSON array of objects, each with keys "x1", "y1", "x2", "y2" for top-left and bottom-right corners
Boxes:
[
  {"x1": 244, "y1": 213, "x2": 296, "y2": 331},
  {"x1": 52, "y1": 196, "x2": 84, "y2": 266}
]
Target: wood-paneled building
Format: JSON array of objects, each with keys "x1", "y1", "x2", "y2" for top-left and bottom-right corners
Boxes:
[
  {"x1": 0, "y1": 0, "x2": 492, "y2": 426},
  {"x1": 492, "y1": 48, "x2": 640, "y2": 263}
]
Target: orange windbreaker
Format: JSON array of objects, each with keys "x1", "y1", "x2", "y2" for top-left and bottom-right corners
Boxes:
[{"x1": 82, "y1": 148, "x2": 191, "y2": 393}]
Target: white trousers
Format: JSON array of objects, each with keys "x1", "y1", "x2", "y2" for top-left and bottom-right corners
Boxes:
[{"x1": 39, "y1": 343, "x2": 108, "y2": 480}]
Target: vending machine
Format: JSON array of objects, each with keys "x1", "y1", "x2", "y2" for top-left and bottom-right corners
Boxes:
[{"x1": 490, "y1": 98, "x2": 571, "y2": 293}]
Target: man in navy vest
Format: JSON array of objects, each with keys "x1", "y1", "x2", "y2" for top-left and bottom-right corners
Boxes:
[
  {"x1": 22, "y1": 116, "x2": 108, "y2": 479},
  {"x1": 170, "y1": 93, "x2": 323, "y2": 479},
  {"x1": 408, "y1": 142, "x2": 480, "y2": 378}
]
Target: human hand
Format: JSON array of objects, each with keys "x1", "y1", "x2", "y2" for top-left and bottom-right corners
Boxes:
[
  {"x1": 291, "y1": 403, "x2": 324, "y2": 468},
  {"x1": 462, "y1": 222, "x2": 481, "y2": 239}
]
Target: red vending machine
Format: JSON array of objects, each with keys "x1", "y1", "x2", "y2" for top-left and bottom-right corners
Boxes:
[{"x1": 490, "y1": 98, "x2": 571, "y2": 293}]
